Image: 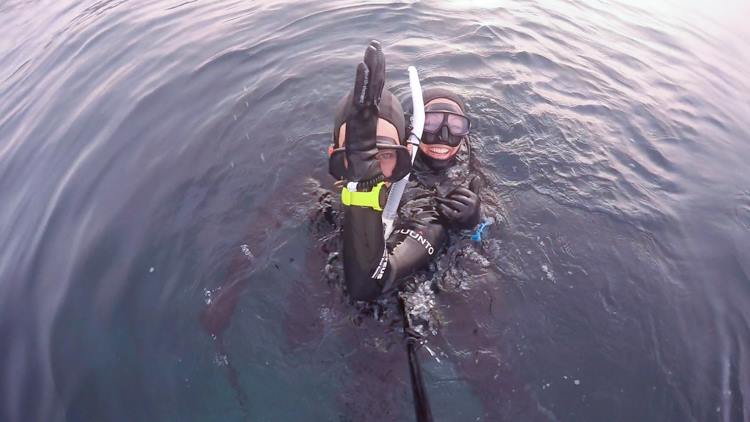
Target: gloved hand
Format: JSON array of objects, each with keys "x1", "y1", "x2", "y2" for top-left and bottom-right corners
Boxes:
[
  {"x1": 345, "y1": 40, "x2": 385, "y2": 183},
  {"x1": 436, "y1": 176, "x2": 482, "y2": 228}
]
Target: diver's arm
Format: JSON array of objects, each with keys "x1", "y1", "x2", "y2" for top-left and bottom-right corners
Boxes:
[
  {"x1": 342, "y1": 200, "x2": 388, "y2": 300},
  {"x1": 338, "y1": 41, "x2": 389, "y2": 301},
  {"x1": 379, "y1": 208, "x2": 447, "y2": 293},
  {"x1": 344, "y1": 198, "x2": 448, "y2": 300}
]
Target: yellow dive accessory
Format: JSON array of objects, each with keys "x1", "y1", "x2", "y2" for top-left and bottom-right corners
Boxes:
[{"x1": 341, "y1": 181, "x2": 385, "y2": 211}]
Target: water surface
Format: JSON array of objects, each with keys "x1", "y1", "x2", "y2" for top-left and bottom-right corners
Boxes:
[{"x1": 1, "y1": 0, "x2": 749, "y2": 421}]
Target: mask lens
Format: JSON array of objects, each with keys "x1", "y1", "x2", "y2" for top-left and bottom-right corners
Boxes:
[
  {"x1": 447, "y1": 114, "x2": 470, "y2": 135},
  {"x1": 375, "y1": 149, "x2": 396, "y2": 178},
  {"x1": 423, "y1": 112, "x2": 470, "y2": 136},
  {"x1": 375, "y1": 150, "x2": 396, "y2": 161},
  {"x1": 329, "y1": 142, "x2": 410, "y2": 182},
  {"x1": 424, "y1": 112, "x2": 443, "y2": 132},
  {"x1": 376, "y1": 144, "x2": 411, "y2": 181},
  {"x1": 375, "y1": 137, "x2": 400, "y2": 179}
]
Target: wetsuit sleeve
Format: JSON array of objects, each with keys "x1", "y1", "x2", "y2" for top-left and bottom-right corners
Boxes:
[
  {"x1": 342, "y1": 192, "x2": 447, "y2": 301},
  {"x1": 342, "y1": 202, "x2": 389, "y2": 301},
  {"x1": 380, "y1": 207, "x2": 446, "y2": 294}
]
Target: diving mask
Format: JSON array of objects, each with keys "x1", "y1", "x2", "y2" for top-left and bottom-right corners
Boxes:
[
  {"x1": 422, "y1": 104, "x2": 471, "y2": 147},
  {"x1": 328, "y1": 136, "x2": 411, "y2": 182}
]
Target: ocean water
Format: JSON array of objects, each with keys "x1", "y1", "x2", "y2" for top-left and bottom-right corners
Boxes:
[{"x1": 1, "y1": 0, "x2": 749, "y2": 421}]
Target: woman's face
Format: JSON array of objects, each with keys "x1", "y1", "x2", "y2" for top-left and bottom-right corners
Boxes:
[{"x1": 418, "y1": 97, "x2": 465, "y2": 161}]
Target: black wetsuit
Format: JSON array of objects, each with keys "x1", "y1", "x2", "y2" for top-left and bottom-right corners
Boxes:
[{"x1": 343, "y1": 144, "x2": 476, "y2": 301}]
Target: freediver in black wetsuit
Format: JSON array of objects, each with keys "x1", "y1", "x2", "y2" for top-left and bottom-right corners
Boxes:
[{"x1": 328, "y1": 42, "x2": 481, "y2": 303}]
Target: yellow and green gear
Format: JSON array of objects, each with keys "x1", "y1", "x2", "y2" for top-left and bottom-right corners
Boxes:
[{"x1": 341, "y1": 182, "x2": 385, "y2": 211}]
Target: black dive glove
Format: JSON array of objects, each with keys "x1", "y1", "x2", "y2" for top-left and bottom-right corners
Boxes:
[
  {"x1": 436, "y1": 176, "x2": 482, "y2": 228},
  {"x1": 344, "y1": 40, "x2": 385, "y2": 183}
]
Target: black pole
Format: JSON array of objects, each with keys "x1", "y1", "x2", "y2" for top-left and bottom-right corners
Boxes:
[
  {"x1": 401, "y1": 299, "x2": 433, "y2": 422},
  {"x1": 407, "y1": 338, "x2": 433, "y2": 422}
]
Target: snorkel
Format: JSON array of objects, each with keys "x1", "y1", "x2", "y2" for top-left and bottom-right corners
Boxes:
[
  {"x1": 382, "y1": 66, "x2": 424, "y2": 239},
  {"x1": 386, "y1": 68, "x2": 432, "y2": 422}
]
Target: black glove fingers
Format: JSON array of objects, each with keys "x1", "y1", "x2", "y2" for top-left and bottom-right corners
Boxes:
[
  {"x1": 368, "y1": 39, "x2": 381, "y2": 51},
  {"x1": 340, "y1": 41, "x2": 387, "y2": 183},
  {"x1": 449, "y1": 193, "x2": 474, "y2": 207},
  {"x1": 448, "y1": 186, "x2": 475, "y2": 198},
  {"x1": 352, "y1": 62, "x2": 368, "y2": 107},
  {"x1": 362, "y1": 47, "x2": 376, "y2": 104},
  {"x1": 436, "y1": 197, "x2": 465, "y2": 212},
  {"x1": 363, "y1": 42, "x2": 385, "y2": 106},
  {"x1": 437, "y1": 203, "x2": 458, "y2": 218},
  {"x1": 452, "y1": 187, "x2": 474, "y2": 198}
]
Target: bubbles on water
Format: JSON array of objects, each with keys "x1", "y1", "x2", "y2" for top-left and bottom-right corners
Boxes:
[
  {"x1": 203, "y1": 287, "x2": 221, "y2": 305},
  {"x1": 214, "y1": 353, "x2": 229, "y2": 367},
  {"x1": 203, "y1": 288, "x2": 212, "y2": 305},
  {"x1": 240, "y1": 244, "x2": 254, "y2": 260},
  {"x1": 469, "y1": 248, "x2": 492, "y2": 267},
  {"x1": 319, "y1": 306, "x2": 335, "y2": 324},
  {"x1": 541, "y1": 264, "x2": 556, "y2": 283},
  {"x1": 400, "y1": 281, "x2": 438, "y2": 338},
  {"x1": 323, "y1": 251, "x2": 341, "y2": 287},
  {"x1": 435, "y1": 240, "x2": 493, "y2": 292}
]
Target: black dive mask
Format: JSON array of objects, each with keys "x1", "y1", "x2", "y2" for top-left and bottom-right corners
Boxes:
[
  {"x1": 422, "y1": 106, "x2": 471, "y2": 147},
  {"x1": 328, "y1": 137, "x2": 411, "y2": 182}
]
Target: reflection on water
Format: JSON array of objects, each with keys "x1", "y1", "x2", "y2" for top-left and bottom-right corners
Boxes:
[{"x1": 0, "y1": 0, "x2": 748, "y2": 421}]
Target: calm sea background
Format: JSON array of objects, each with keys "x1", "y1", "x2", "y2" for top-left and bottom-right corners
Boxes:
[{"x1": 1, "y1": 0, "x2": 749, "y2": 421}]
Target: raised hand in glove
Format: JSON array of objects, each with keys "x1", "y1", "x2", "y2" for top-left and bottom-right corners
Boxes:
[
  {"x1": 436, "y1": 176, "x2": 482, "y2": 229},
  {"x1": 344, "y1": 40, "x2": 386, "y2": 183}
]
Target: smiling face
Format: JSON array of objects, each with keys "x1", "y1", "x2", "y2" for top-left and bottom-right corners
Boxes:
[{"x1": 419, "y1": 98, "x2": 464, "y2": 161}]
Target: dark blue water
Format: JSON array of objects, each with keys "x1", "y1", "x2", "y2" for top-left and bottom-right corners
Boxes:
[{"x1": 2, "y1": 0, "x2": 749, "y2": 421}]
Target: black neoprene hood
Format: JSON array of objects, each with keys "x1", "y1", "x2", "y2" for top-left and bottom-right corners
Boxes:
[{"x1": 421, "y1": 87, "x2": 466, "y2": 113}]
